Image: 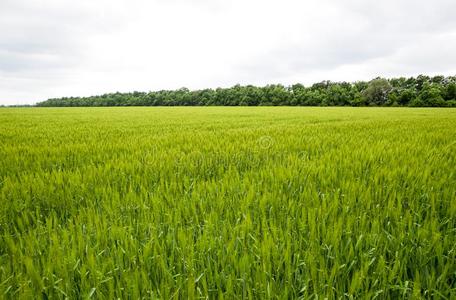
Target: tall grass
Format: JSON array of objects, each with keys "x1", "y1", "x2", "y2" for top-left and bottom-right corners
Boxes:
[{"x1": 0, "y1": 107, "x2": 455, "y2": 298}]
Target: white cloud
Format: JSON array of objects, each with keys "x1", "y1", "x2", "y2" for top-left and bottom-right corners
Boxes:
[{"x1": 0, "y1": 0, "x2": 455, "y2": 104}]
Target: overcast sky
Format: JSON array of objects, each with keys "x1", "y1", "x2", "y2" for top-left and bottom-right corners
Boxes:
[{"x1": 1, "y1": 0, "x2": 456, "y2": 105}]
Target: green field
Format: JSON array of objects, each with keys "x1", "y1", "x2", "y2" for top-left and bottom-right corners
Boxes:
[{"x1": 0, "y1": 107, "x2": 455, "y2": 299}]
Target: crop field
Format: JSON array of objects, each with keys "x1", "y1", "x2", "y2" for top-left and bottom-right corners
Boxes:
[{"x1": 0, "y1": 107, "x2": 455, "y2": 299}]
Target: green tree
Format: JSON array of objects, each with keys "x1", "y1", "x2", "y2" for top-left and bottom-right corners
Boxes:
[
  {"x1": 445, "y1": 82, "x2": 456, "y2": 100},
  {"x1": 397, "y1": 89, "x2": 416, "y2": 106},
  {"x1": 362, "y1": 78, "x2": 392, "y2": 106},
  {"x1": 418, "y1": 83, "x2": 446, "y2": 106}
]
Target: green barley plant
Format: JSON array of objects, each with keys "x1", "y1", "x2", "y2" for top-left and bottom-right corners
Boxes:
[{"x1": 0, "y1": 107, "x2": 455, "y2": 298}]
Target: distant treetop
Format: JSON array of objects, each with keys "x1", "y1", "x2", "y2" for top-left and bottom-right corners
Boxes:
[{"x1": 36, "y1": 75, "x2": 456, "y2": 107}]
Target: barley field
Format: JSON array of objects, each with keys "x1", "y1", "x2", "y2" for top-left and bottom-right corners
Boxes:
[{"x1": 0, "y1": 107, "x2": 455, "y2": 299}]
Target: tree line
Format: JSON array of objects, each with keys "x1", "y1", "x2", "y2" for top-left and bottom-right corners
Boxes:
[{"x1": 36, "y1": 75, "x2": 456, "y2": 107}]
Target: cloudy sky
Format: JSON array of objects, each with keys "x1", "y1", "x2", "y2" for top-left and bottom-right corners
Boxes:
[{"x1": 1, "y1": 0, "x2": 456, "y2": 105}]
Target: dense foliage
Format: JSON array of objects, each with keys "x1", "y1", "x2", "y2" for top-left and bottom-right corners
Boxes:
[
  {"x1": 36, "y1": 75, "x2": 456, "y2": 107},
  {"x1": 0, "y1": 107, "x2": 455, "y2": 298}
]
